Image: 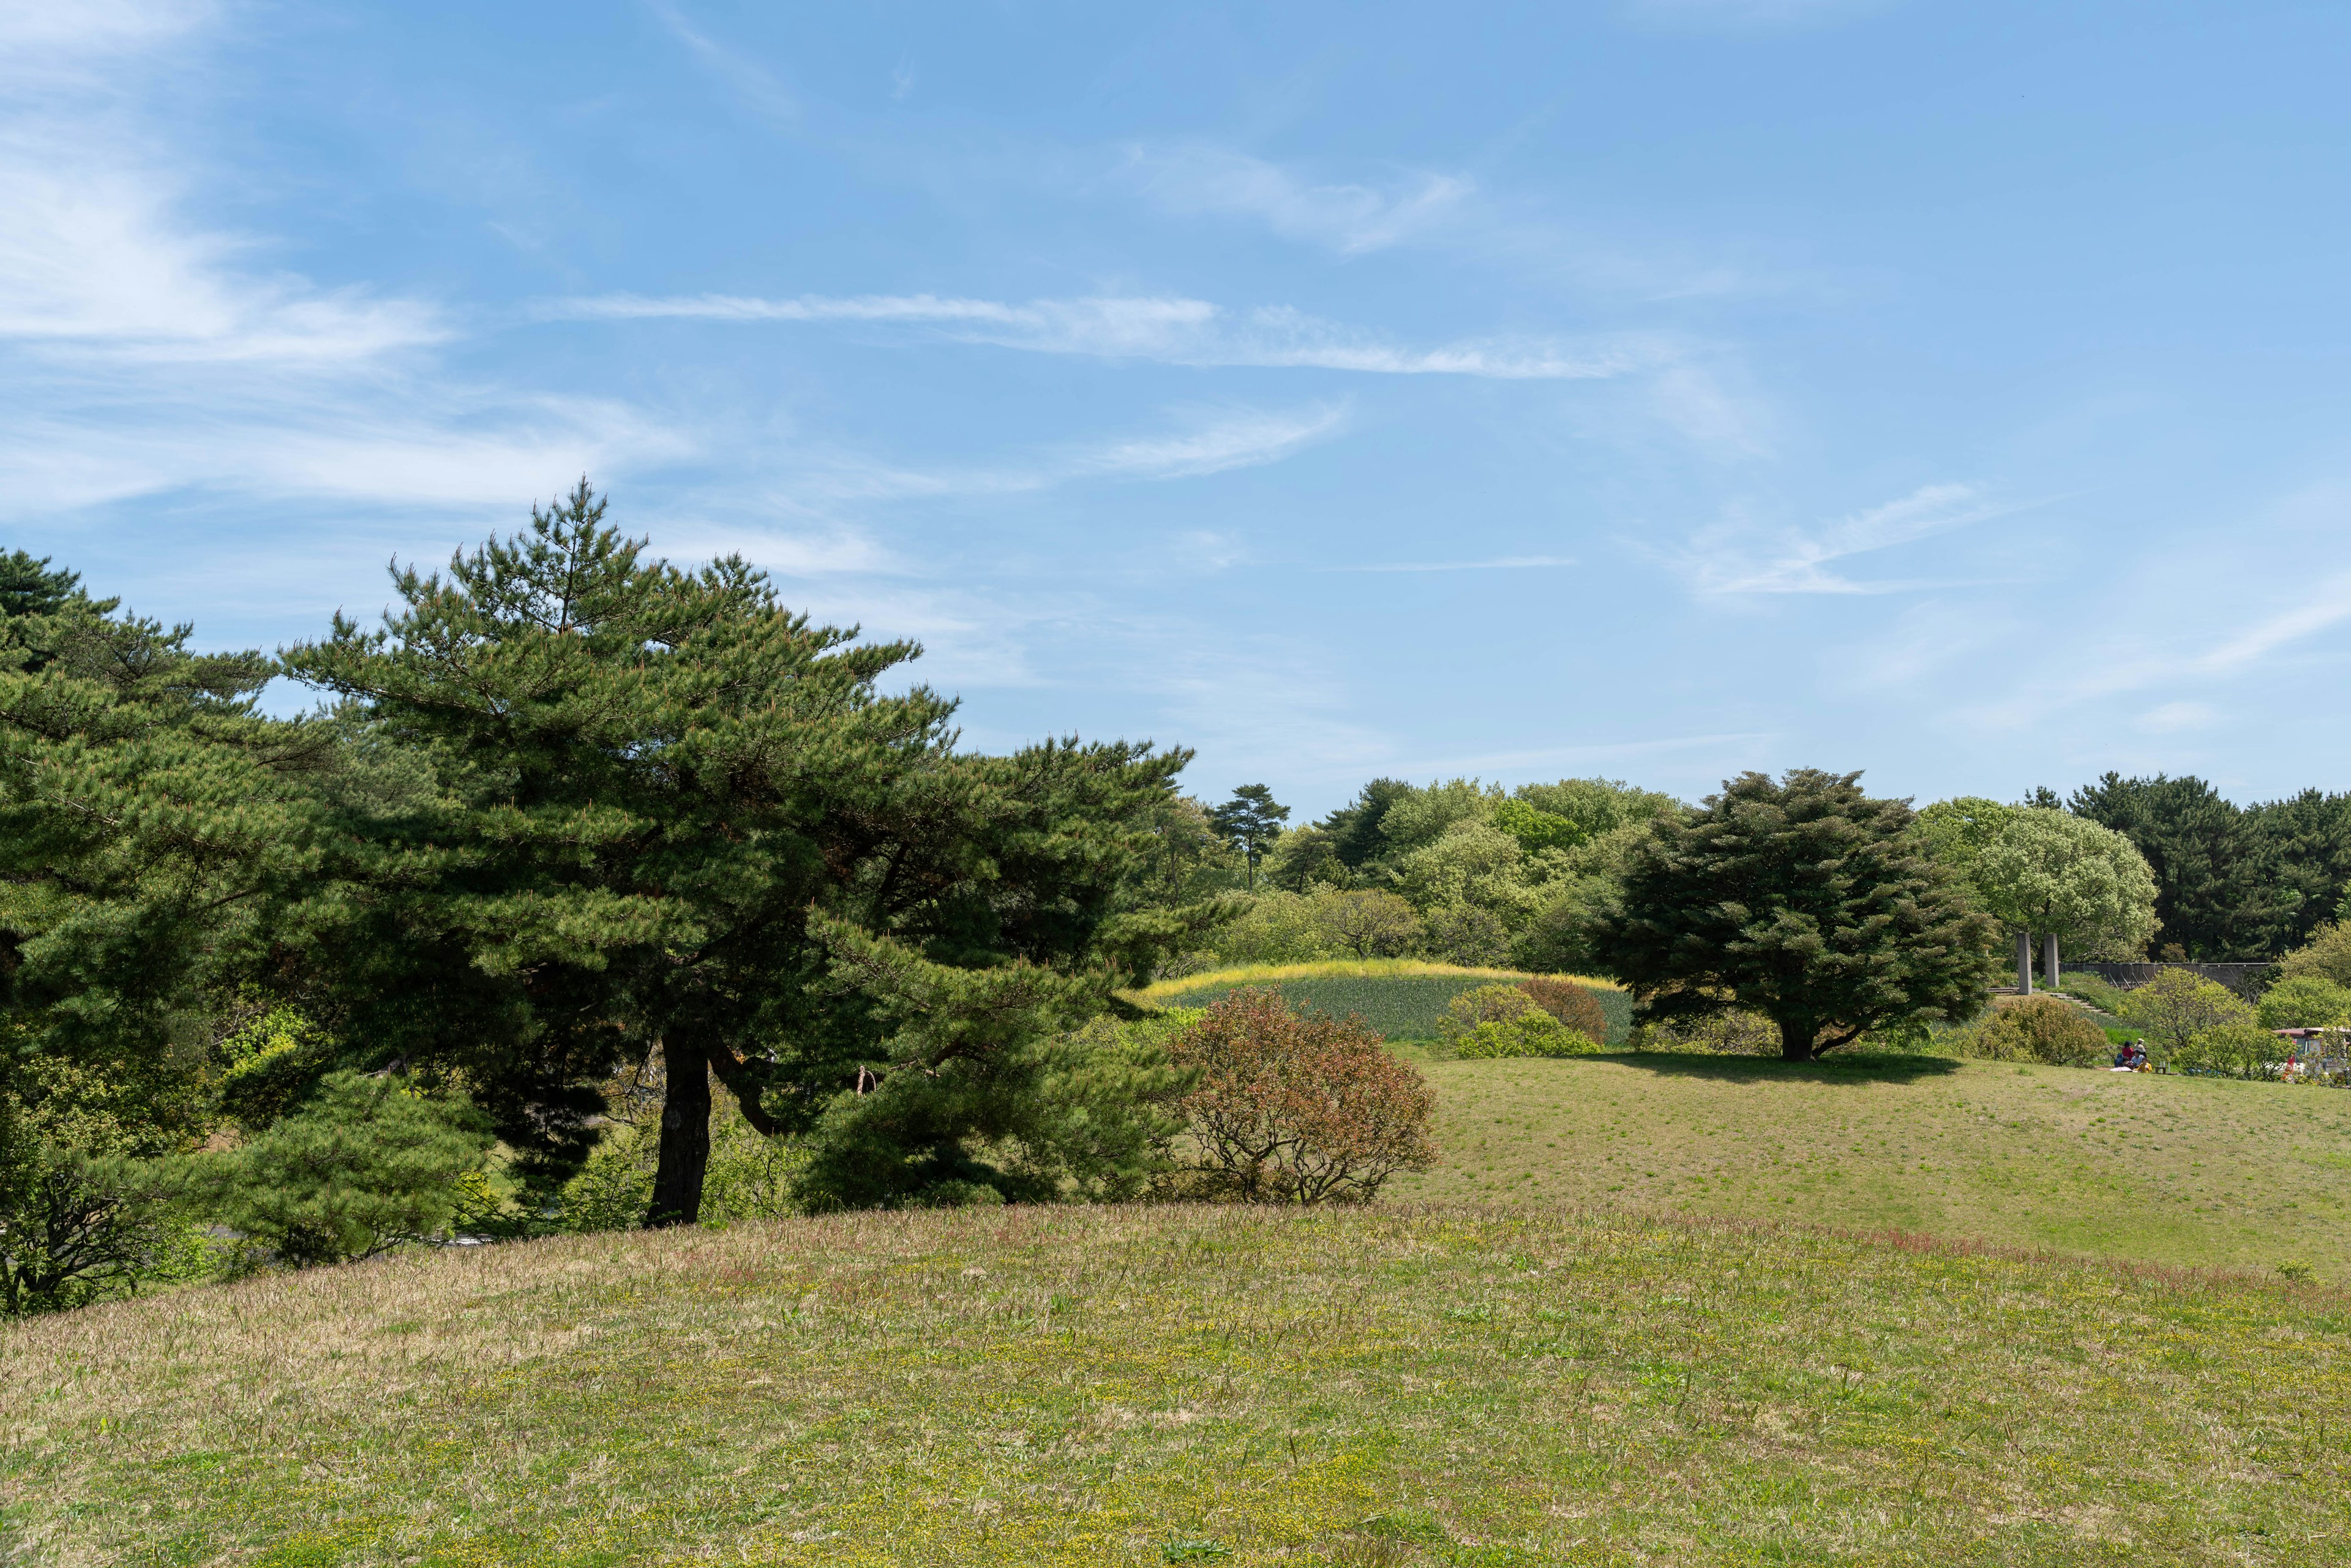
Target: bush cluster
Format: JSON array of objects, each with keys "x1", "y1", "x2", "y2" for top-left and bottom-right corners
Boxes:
[
  {"x1": 1435, "y1": 983, "x2": 1601, "y2": 1059},
  {"x1": 1161, "y1": 989, "x2": 1437, "y2": 1204},
  {"x1": 1960, "y1": 996, "x2": 2111, "y2": 1067}
]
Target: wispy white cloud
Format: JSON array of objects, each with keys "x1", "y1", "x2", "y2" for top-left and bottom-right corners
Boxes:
[
  {"x1": 539, "y1": 290, "x2": 1646, "y2": 380},
  {"x1": 1676, "y1": 482, "x2": 2017, "y2": 595},
  {"x1": 1116, "y1": 143, "x2": 1474, "y2": 256},
  {"x1": 1958, "y1": 554, "x2": 2351, "y2": 733},
  {"x1": 643, "y1": 0, "x2": 797, "y2": 126},
  {"x1": 0, "y1": 1, "x2": 692, "y2": 517},
  {"x1": 795, "y1": 404, "x2": 1348, "y2": 503}
]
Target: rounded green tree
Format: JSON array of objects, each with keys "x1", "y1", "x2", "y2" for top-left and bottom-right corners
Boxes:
[{"x1": 1589, "y1": 770, "x2": 1998, "y2": 1060}]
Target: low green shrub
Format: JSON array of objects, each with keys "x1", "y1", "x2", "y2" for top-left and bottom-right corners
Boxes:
[
  {"x1": 1452, "y1": 1013, "x2": 1603, "y2": 1059},
  {"x1": 1436, "y1": 983, "x2": 1544, "y2": 1043},
  {"x1": 2172, "y1": 1022, "x2": 2283, "y2": 1080},
  {"x1": 1960, "y1": 996, "x2": 2110, "y2": 1067},
  {"x1": 2255, "y1": 974, "x2": 2351, "y2": 1030},
  {"x1": 186, "y1": 1073, "x2": 495, "y2": 1268},
  {"x1": 1637, "y1": 1008, "x2": 1780, "y2": 1056}
]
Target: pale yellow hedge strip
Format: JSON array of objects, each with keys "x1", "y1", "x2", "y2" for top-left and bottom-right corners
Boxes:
[{"x1": 1128, "y1": 958, "x2": 1623, "y2": 1004}]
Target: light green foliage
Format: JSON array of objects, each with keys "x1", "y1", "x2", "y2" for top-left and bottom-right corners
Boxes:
[
  {"x1": 1452, "y1": 1013, "x2": 1601, "y2": 1059},
  {"x1": 0, "y1": 1054, "x2": 210, "y2": 1316},
  {"x1": 2255, "y1": 973, "x2": 2351, "y2": 1029},
  {"x1": 187, "y1": 1072, "x2": 494, "y2": 1267},
  {"x1": 1513, "y1": 818, "x2": 1668, "y2": 975},
  {"x1": 1969, "y1": 808, "x2": 2159, "y2": 957},
  {"x1": 1913, "y1": 796, "x2": 2021, "y2": 870},
  {"x1": 1434, "y1": 983, "x2": 1544, "y2": 1042},
  {"x1": 1490, "y1": 797, "x2": 1585, "y2": 853},
  {"x1": 562, "y1": 1103, "x2": 812, "y2": 1232},
  {"x1": 1304, "y1": 888, "x2": 1420, "y2": 958},
  {"x1": 1418, "y1": 899, "x2": 1510, "y2": 966},
  {"x1": 1509, "y1": 778, "x2": 1680, "y2": 839},
  {"x1": 215, "y1": 1006, "x2": 338, "y2": 1130},
  {"x1": 1256, "y1": 822, "x2": 1336, "y2": 892},
  {"x1": 1368, "y1": 777, "x2": 1496, "y2": 853},
  {"x1": 2276, "y1": 920, "x2": 2351, "y2": 989},
  {"x1": 2173, "y1": 1022, "x2": 2282, "y2": 1079},
  {"x1": 2118, "y1": 968, "x2": 2254, "y2": 1055},
  {"x1": 1201, "y1": 890, "x2": 1345, "y2": 966},
  {"x1": 1255, "y1": 778, "x2": 1680, "y2": 978}
]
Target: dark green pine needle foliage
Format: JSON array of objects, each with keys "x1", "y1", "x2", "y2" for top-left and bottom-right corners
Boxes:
[
  {"x1": 1591, "y1": 769, "x2": 1998, "y2": 1060},
  {"x1": 1209, "y1": 784, "x2": 1289, "y2": 890},
  {"x1": 0, "y1": 551, "x2": 327, "y2": 1147},
  {"x1": 183, "y1": 1071, "x2": 494, "y2": 1267},
  {"x1": 281, "y1": 483, "x2": 1201, "y2": 1225}
]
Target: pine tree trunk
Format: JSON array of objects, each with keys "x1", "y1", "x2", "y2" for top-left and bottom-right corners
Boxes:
[
  {"x1": 645, "y1": 1038, "x2": 713, "y2": 1228},
  {"x1": 1778, "y1": 1017, "x2": 1814, "y2": 1060}
]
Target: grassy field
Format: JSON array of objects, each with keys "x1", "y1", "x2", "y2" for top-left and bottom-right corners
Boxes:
[
  {"x1": 10, "y1": 1204, "x2": 2351, "y2": 1567},
  {"x1": 1392, "y1": 1052, "x2": 2351, "y2": 1281},
  {"x1": 1137, "y1": 962, "x2": 1633, "y2": 1046}
]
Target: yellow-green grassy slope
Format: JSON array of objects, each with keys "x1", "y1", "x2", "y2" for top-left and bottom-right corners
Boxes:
[
  {"x1": 9, "y1": 1206, "x2": 2351, "y2": 1567},
  {"x1": 1392, "y1": 1052, "x2": 2351, "y2": 1281}
]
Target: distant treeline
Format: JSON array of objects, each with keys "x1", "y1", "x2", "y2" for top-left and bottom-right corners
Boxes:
[{"x1": 2065, "y1": 775, "x2": 2351, "y2": 959}]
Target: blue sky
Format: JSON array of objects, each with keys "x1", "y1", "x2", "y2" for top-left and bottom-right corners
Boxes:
[{"x1": 10, "y1": 1, "x2": 2351, "y2": 817}]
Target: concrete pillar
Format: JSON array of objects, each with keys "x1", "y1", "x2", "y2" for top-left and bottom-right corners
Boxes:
[
  {"x1": 2043, "y1": 931, "x2": 2061, "y2": 991},
  {"x1": 2016, "y1": 931, "x2": 2033, "y2": 994}
]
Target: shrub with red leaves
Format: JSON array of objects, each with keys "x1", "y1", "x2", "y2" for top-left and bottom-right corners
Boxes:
[
  {"x1": 1515, "y1": 977, "x2": 1610, "y2": 1042},
  {"x1": 1166, "y1": 988, "x2": 1438, "y2": 1204}
]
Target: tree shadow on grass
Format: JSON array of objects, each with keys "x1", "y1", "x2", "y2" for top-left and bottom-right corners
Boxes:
[{"x1": 1598, "y1": 1051, "x2": 1966, "y2": 1086}]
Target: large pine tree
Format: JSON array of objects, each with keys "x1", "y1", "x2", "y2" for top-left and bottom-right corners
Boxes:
[
  {"x1": 1589, "y1": 769, "x2": 1997, "y2": 1060},
  {"x1": 283, "y1": 484, "x2": 1196, "y2": 1223}
]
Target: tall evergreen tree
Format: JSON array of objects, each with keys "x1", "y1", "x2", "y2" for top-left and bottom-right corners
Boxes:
[
  {"x1": 2243, "y1": 788, "x2": 2351, "y2": 951},
  {"x1": 1318, "y1": 778, "x2": 1411, "y2": 871},
  {"x1": 283, "y1": 483, "x2": 1196, "y2": 1225},
  {"x1": 1588, "y1": 770, "x2": 1997, "y2": 1060},
  {"x1": 1209, "y1": 784, "x2": 1289, "y2": 890},
  {"x1": 2069, "y1": 773, "x2": 2290, "y2": 957},
  {"x1": 0, "y1": 563, "x2": 322, "y2": 1147}
]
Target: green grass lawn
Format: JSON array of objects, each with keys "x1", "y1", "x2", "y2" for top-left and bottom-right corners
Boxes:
[
  {"x1": 1393, "y1": 1052, "x2": 2351, "y2": 1281},
  {"x1": 1141, "y1": 962, "x2": 1633, "y2": 1045},
  {"x1": 9, "y1": 1205, "x2": 2351, "y2": 1566}
]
